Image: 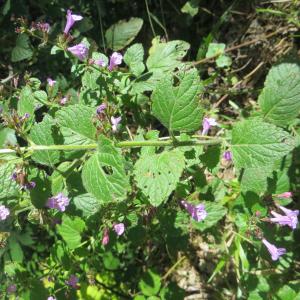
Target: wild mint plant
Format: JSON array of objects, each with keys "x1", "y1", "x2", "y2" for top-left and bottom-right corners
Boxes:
[{"x1": 0, "y1": 4, "x2": 300, "y2": 300}]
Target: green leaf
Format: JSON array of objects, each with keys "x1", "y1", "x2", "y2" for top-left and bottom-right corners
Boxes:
[
  {"x1": 134, "y1": 149, "x2": 185, "y2": 206},
  {"x1": 0, "y1": 163, "x2": 19, "y2": 200},
  {"x1": 57, "y1": 215, "x2": 86, "y2": 250},
  {"x1": 276, "y1": 285, "x2": 298, "y2": 300},
  {"x1": 73, "y1": 193, "x2": 100, "y2": 217},
  {"x1": 146, "y1": 37, "x2": 190, "y2": 75},
  {"x1": 216, "y1": 55, "x2": 232, "y2": 68},
  {"x1": 18, "y1": 86, "x2": 35, "y2": 117},
  {"x1": 231, "y1": 118, "x2": 294, "y2": 169},
  {"x1": 258, "y1": 62, "x2": 300, "y2": 126},
  {"x1": 0, "y1": 128, "x2": 17, "y2": 147},
  {"x1": 181, "y1": 0, "x2": 200, "y2": 17},
  {"x1": 9, "y1": 236, "x2": 23, "y2": 262},
  {"x1": 82, "y1": 135, "x2": 130, "y2": 204},
  {"x1": 105, "y1": 17, "x2": 143, "y2": 51},
  {"x1": 241, "y1": 167, "x2": 274, "y2": 194},
  {"x1": 139, "y1": 269, "x2": 161, "y2": 296},
  {"x1": 11, "y1": 34, "x2": 33, "y2": 62},
  {"x1": 56, "y1": 104, "x2": 97, "y2": 141},
  {"x1": 205, "y1": 43, "x2": 225, "y2": 58},
  {"x1": 30, "y1": 117, "x2": 61, "y2": 166},
  {"x1": 151, "y1": 68, "x2": 203, "y2": 132},
  {"x1": 124, "y1": 43, "x2": 145, "y2": 76},
  {"x1": 103, "y1": 251, "x2": 120, "y2": 270},
  {"x1": 192, "y1": 201, "x2": 227, "y2": 231}
]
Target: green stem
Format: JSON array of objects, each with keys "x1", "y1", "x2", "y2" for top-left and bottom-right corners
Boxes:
[{"x1": 0, "y1": 137, "x2": 224, "y2": 154}]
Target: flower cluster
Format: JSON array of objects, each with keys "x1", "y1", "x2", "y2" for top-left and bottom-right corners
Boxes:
[
  {"x1": 31, "y1": 21, "x2": 50, "y2": 33},
  {"x1": 181, "y1": 200, "x2": 207, "y2": 222},
  {"x1": 261, "y1": 192, "x2": 297, "y2": 261},
  {"x1": 102, "y1": 223, "x2": 125, "y2": 246},
  {"x1": 47, "y1": 193, "x2": 70, "y2": 212},
  {"x1": 66, "y1": 274, "x2": 79, "y2": 289}
]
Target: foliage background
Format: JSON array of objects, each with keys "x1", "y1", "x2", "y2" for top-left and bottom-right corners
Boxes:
[{"x1": 1, "y1": 0, "x2": 300, "y2": 299}]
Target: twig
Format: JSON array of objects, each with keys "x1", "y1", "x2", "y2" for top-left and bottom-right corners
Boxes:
[
  {"x1": 193, "y1": 27, "x2": 289, "y2": 66},
  {"x1": 162, "y1": 256, "x2": 186, "y2": 280}
]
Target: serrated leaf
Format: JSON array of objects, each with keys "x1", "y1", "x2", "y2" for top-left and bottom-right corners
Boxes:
[
  {"x1": 30, "y1": 117, "x2": 61, "y2": 166},
  {"x1": 205, "y1": 43, "x2": 225, "y2": 58},
  {"x1": 259, "y1": 62, "x2": 300, "y2": 126},
  {"x1": 0, "y1": 163, "x2": 19, "y2": 200},
  {"x1": 18, "y1": 86, "x2": 35, "y2": 116},
  {"x1": 82, "y1": 135, "x2": 130, "y2": 204},
  {"x1": 241, "y1": 167, "x2": 274, "y2": 194},
  {"x1": 146, "y1": 37, "x2": 190, "y2": 75},
  {"x1": 152, "y1": 68, "x2": 203, "y2": 132},
  {"x1": 124, "y1": 43, "x2": 145, "y2": 76},
  {"x1": 0, "y1": 128, "x2": 17, "y2": 148},
  {"x1": 57, "y1": 215, "x2": 85, "y2": 250},
  {"x1": 105, "y1": 17, "x2": 143, "y2": 51},
  {"x1": 56, "y1": 104, "x2": 97, "y2": 141},
  {"x1": 231, "y1": 118, "x2": 294, "y2": 169},
  {"x1": 192, "y1": 201, "x2": 227, "y2": 231},
  {"x1": 11, "y1": 34, "x2": 33, "y2": 62},
  {"x1": 73, "y1": 193, "x2": 100, "y2": 217},
  {"x1": 134, "y1": 149, "x2": 185, "y2": 206}
]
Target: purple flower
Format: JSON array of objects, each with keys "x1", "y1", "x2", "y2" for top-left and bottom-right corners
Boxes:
[
  {"x1": 60, "y1": 97, "x2": 68, "y2": 106},
  {"x1": 47, "y1": 193, "x2": 70, "y2": 212},
  {"x1": 270, "y1": 205, "x2": 299, "y2": 230},
  {"x1": 201, "y1": 117, "x2": 218, "y2": 135},
  {"x1": 64, "y1": 9, "x2": 83, "y2": 34},
  {"x1": 39, "y1": 22, "x2": 50, "y2": 33},
  {"x1": 223, "y1": 151, "x2": 232, "y2": 161},
  {"x1": 262, "y1": 238, "x2": 286, "y2": 261},
  {"x1": 108, "y1": 52, "x2": 123, "y2": 71},
  {"x1": 102, "y1": 228, "x2": 109, "y2": 246},
  {"x1": 113, "y1": 223, "x2": 125, "y2": 236},
  {"x1": 181, "y1": 200, "x2": 207, "y2": 222},
  {"x1": 68, "y1": 43, "x2": 89, "y2": 61},
  {"x1": 7, "y1": 284, "x2": 16, "y2": 294},
  {"x1": 47, "y1": 78, "x2": 56, "y2": 87},
  {"x1": 11, "y1": 172, "x2": 17, "y2": 181},
  {"x1": 23, "y1": 181, "x2": 36, "y2": 190},
  {"x1": 96, "y1": 103, "x2": 107, "y2": 114},
  {"x1": 0, "y1": 205, "x2": 10, "y2": 221},
  {"x1": 276, "y1": 192, "x2": 292, "y2": 198},
  {"x1": 66, "y1": 274, "x2": 79, "y2": 288},
  {"x1": 111, "y1": 116, "x2": 121, "y2": 132},
  {"x1": 22, "y1": 112, "x2": 30, "y2": 120},
  {"x1": 95, "y1": 58, "x2": 107, "y2": 67},
  {"x1": 47, "y1": 297, "x2": 56, "y2": 300}
]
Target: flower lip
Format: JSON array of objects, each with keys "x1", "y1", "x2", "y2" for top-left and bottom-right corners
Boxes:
[
  {"x1": 201, "y1": 117, "x2": 218, "y2": 136},
  {"x1": 113, "y1": 223, "x2": 125, "y2": 236},
  {"x1": 0, "y1": 205, "x2": 10, "y2": 221},
  {"x1": 67, "y1": 43, "x2": 89, "y2": 61},
  {"x1": 181, "y1": 200, "x2": 207, "y2": 222},
  {"x1": 108, "y1": 52, "x2": 123, "y2": 71},
  {"x1": 262, "y1": 238, "x2": 286, "y2": 261},
  {"x1": 64, "y1": 9, "x2": 83, "y2": 34}
]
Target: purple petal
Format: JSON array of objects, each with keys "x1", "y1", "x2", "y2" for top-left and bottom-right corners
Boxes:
[
  {"x1": 108, "y1": 52, "x2": 123, "y2": 71},
  {"x1": 68, "y1": 43, "x2": 89, "y2": 61},
  {"x1": 64, "y1": 9, "x2": 83, "y2": 34},
  {"x1": 113, "y1": 223, "x2": 125, "y2": 236},
  {"x1": 0, "y1": 205, "x2": 10, "y2": 221}
]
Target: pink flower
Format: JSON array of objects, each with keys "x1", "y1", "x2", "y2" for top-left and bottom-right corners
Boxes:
[
  {"x1": 181, "y1": 200, "x2": 207, "y2": 222},
  {"x1": 108, "y1": 52, "x2": 123, "y2": 71},
  {"x1": 223, "y1": 151, "x2": 232, "y2": 161},
  {"x1": 111, "y1": 116, "x2": 121, "y2": 132},
  {"x1": 47, "y1": 193, "x2": 70, "y2": 212},
  {"x1": 102, "y1": 228, "x2": 109, "y2": 245},
  {"x1": 95, "y1": 58, "x2": 107, "y2": 67},
  {"x1": 262, "y1": 238, "x2": 286, "y2": 261},
  {"x1": 60, "y1": 97, "x2": 68, "y2": 106},
  {"x1": 0, "y1": 205, "x2": 10, "y2": 221},
  {"x1": 64, "y1": 9, "x2": 83, "y2": 34},
  {"x1": 47, "y1": 297, "x2": 56, "y2": 300},
  {"x1": 66, "y1": 274, "x2": 79, "y2": 288},
  {"x1": 68, "y1": 43, "x2": 89, "y2": 61},
  {"x1": 47, "y1": 78, "x2": 56, "y2": 87},
  {"x1": 276, "y1": 192, "x2": 292, "y2": 198},
  {"x1": 270, "y1": 205, "x2": 299, "y2": 230},
  {"x1": 201, "y1": 117, "x2": 218, "y2": 135},
  {"x1": 7, "y1": 284, "x2": 16, "y2": 294},
  {"x1": 113, "y1": 223, "x2": 125, "y2": 236},
  {"x1": 96, "y1": 103, "x2": 107, "y2": 114}
]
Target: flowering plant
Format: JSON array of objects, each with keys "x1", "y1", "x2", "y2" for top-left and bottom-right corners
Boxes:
[{"x1": 0, "y1": 2, "x2": 300, "y2": 299}]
